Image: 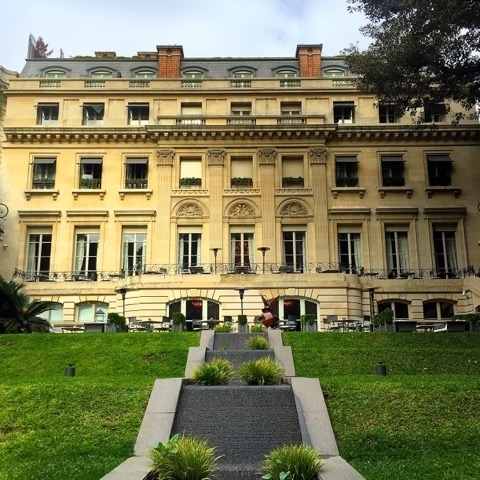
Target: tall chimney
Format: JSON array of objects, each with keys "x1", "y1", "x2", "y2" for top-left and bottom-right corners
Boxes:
[
  {"x1": 296, "y1": 44, "x2": 322, "y2": 78},
  {"x1": 157, "y1": 45, "x2": 184, "y2": 78}
]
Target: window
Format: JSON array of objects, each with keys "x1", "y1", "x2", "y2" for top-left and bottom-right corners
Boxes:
[
  {"x1": 323, "y1": 69, "x2": 346, "y2": 77},
  {"x1": 44, "y1": 70, "x2": 67, "y2": 78},
  {"x1": 232, "y1": 71, "x2": 254, "y2": 78},
  {"x1": 424, "y1": 103, "x2": 446, "y2": 123},
  {"x1": 125, "y1": 158, "x2": 148, "y2": 188},
  {"x1": 122, "y1": 231, "x2": 147, "y2": 275},
  {"x1": 427, "y1": 154, "x2": 453, "y2": 186},
  {"x1": 282, "y1": 157, "x2": 304, "y2": 187},
  {"x1": 231, "y1": 102, "x2": 251, "y2": 116},
  {"x1": 231, "y1": 232, "x2": 254, "y2": 268},
  {"x1": 79, "y1": 158, "x2": 102, "y2": 188},
  {"x1": 37, "y1": 103, "x2": 59, "y2": 125},
  {"x1": 180, "y1": 158, "x2": 202, "y2": 187},
  {"x1": 77, "y1": 302, "x2": 109, "y2": 322},
  {"x1": 39, "y1": 303, "x2": 63, "y2": 323},
  {"x1": 179, "y1": 233, "x2": 201, "y2": 270},
  {"x1": 276, "y1": 69, "x2": 298, "y2": 78},
  {"x1": 90, "y1": 70, "x2": 113, "y2": 78},
  {"x1": 32, "y1": 158, "x2": 56, "y2": 188},
  {"x1": 379, "y1": 104, "x2": 397, "y2": 123},
  {"x1": 280, "y1": 298, "x2": 318, "y2": 320},
  {"x1": 180, "y1": 103, "x2": 203, "y2": 125},
  {"x1": 433, "y1": 229, "x2": 458, "y2": 276},
  {"x1": 283, "y1": 230, "x2": 305, "y2": 272},
  {"x1": 281, "y1": 102, "x2": 301, "y2": 116},
  {"x1": 338, "y1": 232, "x2": 361, "y2": 273},
  {"x1": 423, "y1": 300, "x2": 454, "y2": 319},
  {"x1": 378, "y1": 301, "x2": 409, "y2": 320},
  {"x1": 230, "y1": 157, "x2": 253, "y2": 187},
  {"x1": 26, "y1": 230, "x2": 52, "y2": 280},
  {"x1": 335, "y1": 156, "x2": 358, "y2": 187},
  {"x1": 168, "y1": 299, "x2": 220, "y2": 321},
  {"x1": 74, "y1": 231, "x2": 99, "y2": 279},
  {"x1": 333, "y1": 102, "x2": 355, "y2": 123},
  {"x1": 182, "y1": 71, "x2": 204, "y2": 79},
  {"x1": 128, "y1": 103, "x2": 149, "y2": 125},
  {"x1": 385, "y1": 231, "x2": 410, "y2": 275},
  {"x1": 381, "y1": 155, "x2": 405, "y2": 186},
  {"x1": 134, "y1": 70, "x2": 156, "y2": 78},
  {"x1": 82, "y1": 103, "x2": 104, "y2": 125}
]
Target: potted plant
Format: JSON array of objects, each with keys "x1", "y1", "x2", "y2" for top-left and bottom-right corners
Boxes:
[
  {"x1": 237, "y1": 314, "x2": 248, "y2": 333},
  {"x1": 373, "y1": 308, "x2": 394, "y2": 332},
  {"x1": 179, "y1": 177, "x2": 202, "y2": 188},
  {"x1": 172, "y1": 312, "x2": 186, "y2": 332},
  {"x1": 301, "y1": 314, "x2": 316, "y2": 332},
  {"x1": 106, "y1": 312, "x2": 126, "y2": 332},
  {"x1": 231, "y1": 177, "x2": 253, "y2": 188}
]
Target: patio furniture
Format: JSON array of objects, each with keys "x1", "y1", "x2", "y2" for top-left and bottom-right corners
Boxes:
[{"x1": 394, "y1": 321, "x2": 417, "y2": 332}]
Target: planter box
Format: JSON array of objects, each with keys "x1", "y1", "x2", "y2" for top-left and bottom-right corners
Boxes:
[
  {"x1": 394, "y1": 321, "x2": 417, "y2": 332},
  {"x1": 237, "y1": 324, "x2": 249, "y2": 334}
]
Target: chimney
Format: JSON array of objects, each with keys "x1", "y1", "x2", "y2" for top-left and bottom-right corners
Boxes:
[
  {"x1": 296, "y1": 44, "x2": 322, "y2": 77},
  {"x1": 157, "y1": 45, "x2": 184, "y2": 78},
  {"x1": 94, "y1": 51, "x2": 116, "y2": 58}
]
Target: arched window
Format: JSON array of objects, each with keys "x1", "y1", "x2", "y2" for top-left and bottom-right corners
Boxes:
[
  {"x1": 44, "y1": 70, "x2": 68, "y2": 78},
  {"x1": 182, "y1": 70, "x2": 204, "y2": 79},
  {"x1": 168, "y1": 298, "x2": 220, "y2": 320},
  {"x1": 275, "y1": 69, "x2": 298, "y2": 78},
  {"x1": 76, "y1": 301, "x2": 109, "y2": 322},
  {"x1": 378, "y1": 300, "x2": 409, "y2": 320},
  {"x1": 423, "y1": 300, "x2": 455, "y2": 320},
  {"x1": 39, "y1": 302, "x2": 63, "y2": 323},
  {"x1": 133, "y1": 69, "x2": 156, "y2": 78},
  {"x1": 323, "y1": 68, "x2": 346, "y2": 77}
]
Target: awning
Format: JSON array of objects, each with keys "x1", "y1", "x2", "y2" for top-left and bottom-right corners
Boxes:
[
  {"x1": 80, "y1": 158, "x2": 102, "y2": 164},
  {"x1": 335, "y1": 156, "x2": 358, "y2": 162},
  {"x1": 427, "y1": 154, "x2": 453, "y2": 162},
  {"x1": 33, "y1": 157, "x2": 56, "y2": 164},
  {"x1": 125, "y1": 158, "x2": 148, "y2": 164}
]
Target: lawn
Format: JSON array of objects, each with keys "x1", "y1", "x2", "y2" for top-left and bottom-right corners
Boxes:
[{"x1": 0, "y1": 332, "x2": 479, "y2": 480}]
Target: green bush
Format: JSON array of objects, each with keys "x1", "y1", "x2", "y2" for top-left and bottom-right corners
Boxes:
[
  {"x1": 373, "y1": 307, "x2": 394, "y2": 327},
  {"x1": 238, "y1": 357, "x2": 284, "y2": 385},
  {"x1": 247, "y1": 335, "x2": 269, "y2": 350},
  {"x1": 250, "y1": 324, "x2": 265, "y2": 333},
  {"x1": 172, "y1": 312, "x2": 186, "y2": 326},
  {"x1": 214, "y1": 323, "x2": 232, "y2": 333},
  {"x1": 191, "y1": 357, "x2": 233, "y2": 385},
  {"x1": 262, "y1": 443, "x2": 325, "y2": 480},
  {"x1": 107, "y1": 312, "x2": 126, "y2": 329},
  {"x1": 301, "y1": 314, "x2": 315, "y2": 326},
  {"x1": 149, "y1": 434, "x2": 219, "y2": 480}
]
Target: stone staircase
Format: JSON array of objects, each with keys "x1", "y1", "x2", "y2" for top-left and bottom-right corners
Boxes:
[{"x1": 101, "y1": 329, "x2": 366, "y2": 480}]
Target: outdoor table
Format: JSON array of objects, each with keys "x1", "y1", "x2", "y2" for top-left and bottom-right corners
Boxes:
[
  {"x1": 197, "y1": 319, "x2": 221, "y2": 330},
  {"x1": 337, "y1": 319, "x2": 361, "y2": 332}
]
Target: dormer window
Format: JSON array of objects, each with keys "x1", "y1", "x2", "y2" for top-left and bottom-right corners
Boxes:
[
  {"x1": 90, "y1": 70, "x2": 114, "y2": 79},
  {"x1": 44, "y1": 70, "x2": 67, "y2": 78},
  {"x1": 323, "y1": 69, "x2": 346, "y2": 77},
  {"x1": 232, "y1": 70, "x2": 254, "y2": 79},
  {"x1": 275, "y1": 69, "x2": 298, "y2": 78},
  {"x1": 182, "y1": 70, "x2": 204, "y2": 79},
  {"x1": 133, "y1": 70, "x2": 156, "y2": 78}
]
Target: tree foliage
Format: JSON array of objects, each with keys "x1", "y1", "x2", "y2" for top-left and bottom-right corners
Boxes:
[
  {"x1": 343, "y1": 0, "x2": 480, "y2": 122},
  {"x1": 0, "y1": 276, "x2": 56, "y2": 333},
  {"x1": 32, "y1": 36, "x2": 53, "y2": 58}
]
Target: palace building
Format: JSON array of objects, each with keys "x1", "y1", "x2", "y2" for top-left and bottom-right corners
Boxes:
[{"x1": 1, "y1": 44, "x2": 480, "y2": 329}]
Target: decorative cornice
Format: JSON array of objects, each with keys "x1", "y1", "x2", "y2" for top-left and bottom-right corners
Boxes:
[
  {"x1": 177, "y1": 202, "x2": 204, "y2": 217},
  {"x1": 228, "y1": 201, "x2": 256, "y2": 217},
  {"x1": 280, "y1": 201, "x2": 308, "y2": 216}
]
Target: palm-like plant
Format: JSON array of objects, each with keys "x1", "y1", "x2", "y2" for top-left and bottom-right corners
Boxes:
[{"x1": 0, "y1": 276, "x2": 56, "y2": 333}]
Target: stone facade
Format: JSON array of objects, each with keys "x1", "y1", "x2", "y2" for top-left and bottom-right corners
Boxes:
[{"x1": 1, "y1": 45, "x2": 480, "y2": 328}]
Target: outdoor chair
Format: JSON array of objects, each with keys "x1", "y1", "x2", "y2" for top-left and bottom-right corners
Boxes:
[
  {"x1": 323, "y1": 315, "x2": 340, "y2": 331},
  {"x1": 280, "y1": 315, "x2": 297, "y2": 331}
]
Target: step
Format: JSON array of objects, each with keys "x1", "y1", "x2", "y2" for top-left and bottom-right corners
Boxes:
[{"x1": 213, "y1": 332, "x2": 267, "y2": 350}]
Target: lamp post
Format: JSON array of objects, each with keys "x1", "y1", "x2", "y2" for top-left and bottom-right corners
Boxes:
[
  {"x1": 368, "y1": 287, "x2": 376, "y2": 332},
  {"x1": 257, "y1": 246, "x2": 270, "y2": 273},
  {"x1": 210, "y1": 247, "x2": 221, "y2": 272},
  {"x1": 235, "y1": 288, "x2": 246, "y2": 316},
  {"x1": 117, "y1": 287, "x2": 127, "y2": 319}
]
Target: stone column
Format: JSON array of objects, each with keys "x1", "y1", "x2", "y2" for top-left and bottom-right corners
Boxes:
[{"x1": 258, "y1": 148, "x2": 277, "y2": 251}]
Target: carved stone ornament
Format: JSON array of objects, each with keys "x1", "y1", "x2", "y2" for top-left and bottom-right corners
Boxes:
[
  {"x1": 207, "y1": 148, "x2": 226, "y2": 165},
  {"x1": 280, "y1": 201, "x2": 308, "y2": 216},
  {"x1": 177, "y1": 202, "x2": 204, "y2": 217},
  {"x1": 228, "y1": 202, "x2": 255, "y2": 217},
  {"x1": 309, "y1": 147, "x2": 328, "y2": 165},
  {"x1": 156, "y1": 149, "x2": 175, "y2": 165},
  {"x1": 257, "y1": 148, "x2": 277, "y2": 165}
]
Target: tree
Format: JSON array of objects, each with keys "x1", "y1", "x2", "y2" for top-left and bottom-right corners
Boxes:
[
  {"x1": 0, "y1": 276, "x2": 56, "y2": 333},
  {"x1": 32, "y1": 35, "x2": 53, "y2": 58},
  {"x1": 343, "y1": 0, "x2": 480, "y2": 122}
]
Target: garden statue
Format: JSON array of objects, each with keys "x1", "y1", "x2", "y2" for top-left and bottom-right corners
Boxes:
[{"x1": 258, "y1": 294, "x2": 279, "y2": 328}]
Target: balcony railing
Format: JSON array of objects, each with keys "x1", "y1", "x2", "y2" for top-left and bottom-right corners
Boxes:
[{"x1": 13, "y1": 264, "x2": 478, "y2": 283}]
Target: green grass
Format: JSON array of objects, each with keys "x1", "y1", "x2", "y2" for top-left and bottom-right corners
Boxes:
[
  {"x1": 283, "y1": 333, "x2": 480, "y2": 480},
  {"x1": 0, "y1": 333, "x2": 198, "y2": 480},
  {"x1": 1, "y1": 332, "x2": 479, "y2": 480}
]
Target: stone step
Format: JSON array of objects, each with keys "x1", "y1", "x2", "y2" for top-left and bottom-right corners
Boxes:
[
  {"x1": 213, "y1": 332, "x2": 267, "y2": 351},
  {"x1": 205, "y1": 349, "x2": 274, "y2": 370},
  {"x1": 171, "y1": 385, "x2": 302, "y2": 476}
]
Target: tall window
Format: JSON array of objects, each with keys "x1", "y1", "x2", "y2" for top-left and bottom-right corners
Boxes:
[
  {"x1": 179, "y1": 233, "x2": 201, "y2": 270},
  {"x1": 169, "y1": 299, "x2": 219, "y2": 321},
  {"x1": 280, "y1": 298, "x2": 318, "y2": 320},
  {"x1": 32, "y1": 158, "x2": 56, "y2": 188},
  {"x1": 282, "y1": 157, "x2": 304, "y2": 187},
  {"x1": 230, "y1": 157, "x2": 253, "y2": 187},
  {"x1": 231, "y1": 233, "x2": 253, "y2": 267},
  {"x1": 26, "y1": 231, "x2": 52, "y2": 279},
  {"x1": 379, "y1": 104, "x2": 397, "y2": 123},
  {"x1": 127, "y1": 103, "x2": 149, "y2": 125},
  {"x1": 37, "y1": 103, "x2": 59, "y2": 125},
  {"x1": 79, "y1": 158, "x2": 102, "y2": 188},
  {"x1": 385, "y1": 231, "x2": 410, "y2": 275},
  {"x1": 381, "y1": 156, "x2": 405, "y2": 186},
  {"x1": 82, "y1": 103, "x2": 104, "y2": 125},
  {"x1": 424, "y1": 103, "x2": 446, "y2": 122},
  {"x1": 433, "y1": 229, "x2": 458, "y2": 276},
  {"x1": 180, "y1": 103, "x2": 203, "y2": 125},
  {"x1": 427, "y1": 155, "x2": 453, "y2": 186},
  {"x1": 74, "y1": 232, "x2": 99, "y2": 279},
  {"x1": 333, "y1": 102, "x2": 355, "y2": 123},
  {"x1": 283, "y1": 231, "x2": 305, "y2": 271},
  {"x1": 125, "y1": 158, "x2": 148, "y2": 188},
  {"x1": 338, "y1": 232, "x2": 361, "y2": 273},
  {"x1": 335, "y1": 157, "x2": 358, "y2": 187},
  {"x1": 179, "y1": 158, "x2": 202, "y2": 187},
  {"x1": 231, "y1": 102, "x2": 252, "y2": 116},
  {"x1": 122, "y1": 231, "x2": 146, "y2": 275}
]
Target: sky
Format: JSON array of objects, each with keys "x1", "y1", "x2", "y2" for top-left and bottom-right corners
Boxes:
[{"x1": 1, "y1": 0, "x2": 371, "y2": 73}]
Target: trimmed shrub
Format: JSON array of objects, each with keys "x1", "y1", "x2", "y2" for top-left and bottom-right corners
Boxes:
[
  {"x1": 247, "y1": 335, "x2": 269, "y2": 350},
  {"x1": 214, "y1": 323, "x2": 232, "y2": 333},
  {"x1": 238, "y1": 357, "x2": 284, "y2": 385},
  {"x1": 191, "y1": 357, "x2": 233, "y2": 385}
]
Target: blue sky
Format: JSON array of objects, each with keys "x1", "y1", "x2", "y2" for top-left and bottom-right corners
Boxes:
[{"x1": 1, "y1": 0, "x2": 370, "y2": 72}]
